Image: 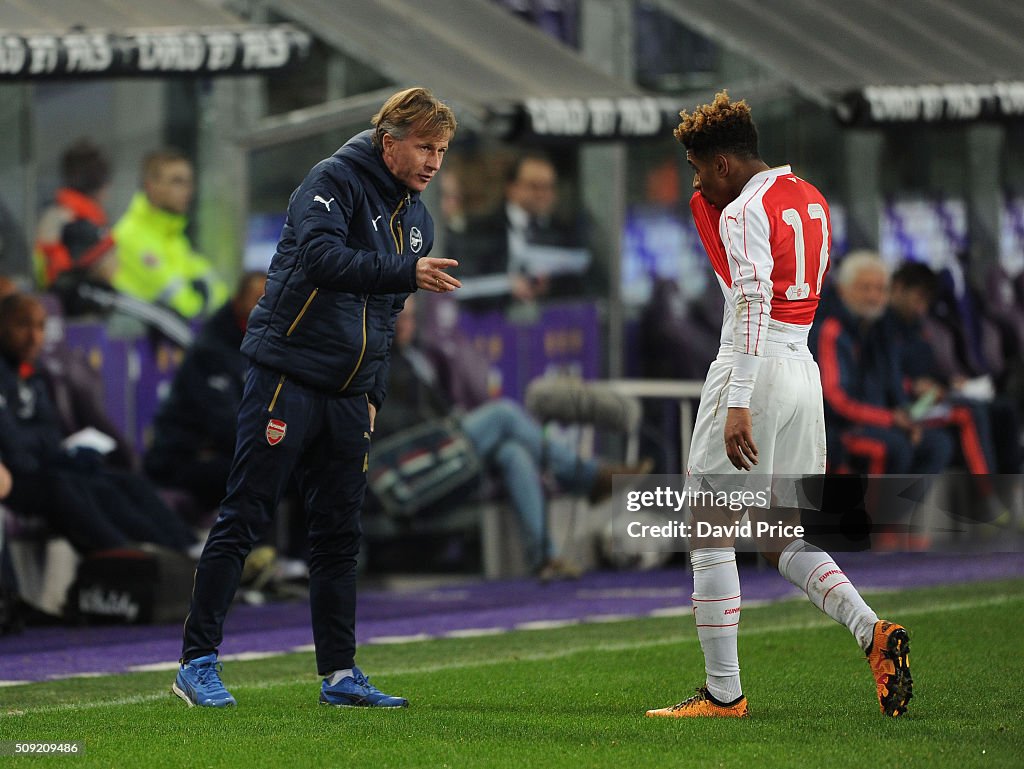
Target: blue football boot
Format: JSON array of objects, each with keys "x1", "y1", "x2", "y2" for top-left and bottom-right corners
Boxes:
[
  {"x1": 319, "y1": 667, "x2": 408, "y2": 708},
  {"x1": 172, "y1": 654, "x2": 237, "y2": 708}
]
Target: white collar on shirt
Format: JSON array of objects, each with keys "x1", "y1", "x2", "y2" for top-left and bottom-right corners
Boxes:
[{"x1": 739, "y1": 164, "x2": 793, "y2": 195}]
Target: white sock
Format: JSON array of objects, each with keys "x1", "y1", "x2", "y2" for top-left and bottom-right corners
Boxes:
[
  {"x1": 777, "y1": 539, "x2": 878, "y2": 651},
  {"x1": 327, "y1": 668, "x2": 354, "y2": 685},
  {"x1": 690, "y1": 547, "x2": 743, "y2": 703}
]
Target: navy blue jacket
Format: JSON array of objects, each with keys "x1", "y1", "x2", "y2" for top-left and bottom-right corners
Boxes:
[
  {"x1": 242, "y1": 130, "x2": 429, "y2": 406},
  {"x1": 0, "y1": 356, "x2": 65, "y2": 478},
  {"x1": 811, "y1": 301, "x2": 907, "y2": 432}
]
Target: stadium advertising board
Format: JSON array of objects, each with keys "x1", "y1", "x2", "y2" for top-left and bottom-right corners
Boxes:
[
  {"x1": 0, "y1": 26, "x2": 310, "y2": 79},
  {"x1": 838, "y1": 81, "x2": 1024, "y2": 125},
  {"x1": 497, "y1": 97, "x2": 682, "y2": 141}
]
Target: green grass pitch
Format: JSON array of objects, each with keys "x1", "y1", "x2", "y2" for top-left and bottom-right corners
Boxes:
[{"x1": 2, "y1": 579, "x2": 1022, "y2": 768}]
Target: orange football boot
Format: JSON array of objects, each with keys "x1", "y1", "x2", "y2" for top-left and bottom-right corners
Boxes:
[
  {"x1": 866, "y1": 620, "x2": 913, "y2": 717},
  {"x1": 645, "y1": 687, "x2": 749, "y2": 719}
]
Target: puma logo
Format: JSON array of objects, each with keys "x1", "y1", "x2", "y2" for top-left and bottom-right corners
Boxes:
[
  {"x1": 314, "y1": 195, "x2": 334, "y2": 211},
  {"x1": 371, "y1": 215, "x2": 382, "y2": 231}
]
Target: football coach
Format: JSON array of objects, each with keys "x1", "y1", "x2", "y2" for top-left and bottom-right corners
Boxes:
[{"x1": 173, "y1": 87, "x2": 459, "y2": 709}]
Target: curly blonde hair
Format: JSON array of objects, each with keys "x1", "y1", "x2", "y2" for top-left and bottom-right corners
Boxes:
[{"x1": 673, "y1": 90, "x2": 759, "y2": 159}]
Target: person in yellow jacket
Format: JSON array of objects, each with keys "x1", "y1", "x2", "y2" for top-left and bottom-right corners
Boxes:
[{"x1": 112, "y1": 149, "x2": 228, "y2": 319}]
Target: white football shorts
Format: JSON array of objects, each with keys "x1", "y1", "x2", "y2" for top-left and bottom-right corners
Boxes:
[{"x1": 685, "y1": 343, "x2": 826, "y2": 508}]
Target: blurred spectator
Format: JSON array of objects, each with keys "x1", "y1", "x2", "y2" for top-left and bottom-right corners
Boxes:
[
  {"x1": 439, "y1": 171, "x2": 469, "y2": 265},
  {"x1": 812, "y1": 252, "x2": 954, "y2": 476},
  {"x1": 931, "y1": 252, "x2": 1006, "y2": 388},
  {"x1": 34, "y1": 139, "x2": 117, "y2": 314},
  {"x1": 0, "y1": 275, "x2": 137, "y2": 470},
  {"x1": 145, "y1": 272, "x2": 267, "y2": 511},
  {"x1": 415, "y1": 292, "x2": 491, "y2": 409},
  {"x1": 112, "y1": 149, "x2": 228, "y2": 319},
  {"x1": 638, "y1": 276, "x2": 721, "y2": 380},
  {"x1": 34, "y1": 141, "x2": 193, "y2": 346},
  {"x1": 982, "y1": 262, "x2": 1024, "y2": 411},
  {"x1": 461, "y1": 152, "x2": 592, "y2": 307},
  {"x1": 0, "y1": 292, "x2": 197, "y2": 555},
  {"x1": 887, "y1": 261, "x2": 1020, "y2": 477},
  {"x1": 373, "y1": 297, "x2": 650, "y2": 580}
]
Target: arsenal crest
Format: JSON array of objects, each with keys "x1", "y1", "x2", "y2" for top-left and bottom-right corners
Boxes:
[{"x1": 266, "y1": 418, "x2": 287, "y2": 446}]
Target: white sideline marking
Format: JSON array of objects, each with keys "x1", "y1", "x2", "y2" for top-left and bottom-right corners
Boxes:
[
  {"x1": 515, "y1": 619, "x2": 579, "y2": 631},
  {"x1": 4, "y1": 592, "x2": 1020, "y2": 717},
  {"x1": 365, "y1": 633, "x2": 432, "y2": 645},
  {"x1": 129, "y1": 662, "x2": 181, "y2": 673},
  {"x1": 443, "y1": 628, "x2": 506, "y2": 638},
  {"x1": 47, "y1": 671, "x2": 107, "y2": 680},
  {"x1": 584, "y1": 614, "x2": 638, "y2": 624},
  {"x1": 648, "y1": 606, "x2": 691, "y2": 618},
  {"x1": 221, "y1": 651, "x2": 281, "y2": 662}
]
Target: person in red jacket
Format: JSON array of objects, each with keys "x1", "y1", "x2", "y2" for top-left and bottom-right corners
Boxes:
[
  {"x1": 814, "y1": 252, "x2": 954, "y2": 477},
  {"x1": 34, "y1": 139, "x2": 117, "y2": 314}
]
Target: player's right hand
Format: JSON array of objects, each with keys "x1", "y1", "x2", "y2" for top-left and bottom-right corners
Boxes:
[{"x1": 724, "y1": 407, "x2": 758, "y2": 471}]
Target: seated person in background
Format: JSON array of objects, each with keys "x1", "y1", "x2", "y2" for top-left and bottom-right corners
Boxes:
[
  {"x1": 0, "y1": 293, "x2": 197, "y2": 555},
  {"x1": 112, "y1": 148, "x2": 228, "y2": 320},
  {"x1": 34, "y1": 138, "x2": 118, "y2": 315},
  {"x1": 461, "y1": 153, "x2": 592, "y2": 308},
  {"x1": 887, "y1": 262, "x2": 1019, "y2": 475},
  {"x1": 887, "y1": 262, "x2": 1020, "y2": 522},
  {"x1": 39, "y1": 342, "x2": 138, "y2": 473},
  {"x1": 374, "y1": 296, "x2": 650, "y2": 581},
  {"x1": 0, "y1": 276, "x2": 136, "y2": 470},
  {"x1": 812, "y1": 252, "x2": 954, "y2": 476},
  {"x1": 145, "y1": 271, "x2": 267, "y2": 512}
]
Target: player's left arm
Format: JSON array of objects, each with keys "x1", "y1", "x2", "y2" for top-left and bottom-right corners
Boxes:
[{"x1": 720, "y1": 201, "x2": 774, "y2": 470}]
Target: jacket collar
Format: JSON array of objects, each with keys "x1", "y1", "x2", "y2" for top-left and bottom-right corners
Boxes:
[
  {"x1": 124, "y1": 192, "x2": 187, "y2": 236},
  {"x1": 334, "y1": 130, "x2": 419, "y2": 206},
  {"x1": 56, "y1": 188, "x2": 107, "y2": 225}
]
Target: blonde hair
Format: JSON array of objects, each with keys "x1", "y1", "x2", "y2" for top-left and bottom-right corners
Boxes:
[
  {"x1": 674, "y1": 90, "x2": 759, "y2": 159},
  {"x1": 372, "y1": 87, "x2": 457, "y2": 148}
]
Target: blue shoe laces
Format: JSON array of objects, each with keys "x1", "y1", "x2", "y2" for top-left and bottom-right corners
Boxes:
[
  {"x1": 193, "y1": 660, "x2": 229, "y2": 694},
  {"x1": 350, "y1": 669, "x2": 379, "y2": 693}
]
